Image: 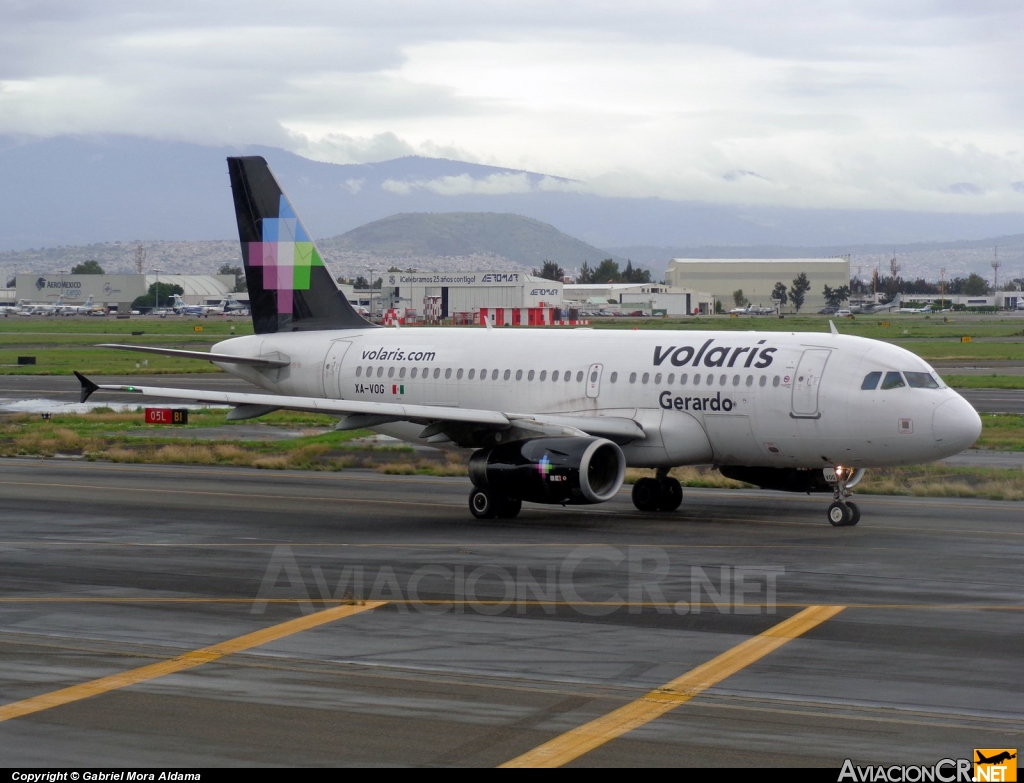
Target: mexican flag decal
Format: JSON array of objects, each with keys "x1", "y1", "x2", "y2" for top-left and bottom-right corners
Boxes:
[{"x1": 392, "y1": 384, "x2": 405, "y2": 395}]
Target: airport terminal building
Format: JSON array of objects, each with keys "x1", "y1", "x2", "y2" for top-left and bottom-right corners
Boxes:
[
  {"x1": 15, "y1": 273, "x2": 237, "y2": 311},
  {"x1": 380, "y1": 271, "x2": 563, "y2": 320},
  {"x1": 665, "y1": 258, "x2": 851, "y2": 312}
]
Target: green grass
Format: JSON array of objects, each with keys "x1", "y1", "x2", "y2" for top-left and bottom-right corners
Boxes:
[{"x1": 945, "y1": 375, "x2": 1024, "y2": 389}]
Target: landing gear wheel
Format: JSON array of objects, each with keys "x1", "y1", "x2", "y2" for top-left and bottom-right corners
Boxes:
[
  {"x1": 632, "y1": 478, "x2": 663, "y2": 512},
  {"x1": 496, "y1": 497, "x2": 522, "y2": 519},
  {"x1": 844, "y1": 501, "x2": 860, "y2": 526},
  {"x1": 827, "y1": 501, "x2": 853, "y2": 527},
  {"x1": 469, "y1": 487, "x2": 499, "y2": 519},
  {"x1": 658, "y1": 478, "x2": 683, "y2": 512}
]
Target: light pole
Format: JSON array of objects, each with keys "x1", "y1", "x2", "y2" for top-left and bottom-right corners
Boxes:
[{"x1": 151, "y1": 268, "x2": 163, "y2": 315}]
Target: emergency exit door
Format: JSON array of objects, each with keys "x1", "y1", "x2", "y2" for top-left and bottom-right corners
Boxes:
[{"x1": 791, "y1": 349, "x2": 830, "y2": 418}]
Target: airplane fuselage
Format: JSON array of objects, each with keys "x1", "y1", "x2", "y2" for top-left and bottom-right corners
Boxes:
[{"x1": 210, "y1": 326, "x2": 981, "y2": 471}]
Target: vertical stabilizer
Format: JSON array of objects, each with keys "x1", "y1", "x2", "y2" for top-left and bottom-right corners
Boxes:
[{"x1": 227, "y1": 156, "x2": 374, "y2": 334}]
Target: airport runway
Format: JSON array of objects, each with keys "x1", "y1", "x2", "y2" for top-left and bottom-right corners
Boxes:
[
  {"x1": 3, "y1": 373, "x2": 1024, "y2": 414},
  {"x1": 0, "y1": 459, "x2": 1020, "y2": 767}
]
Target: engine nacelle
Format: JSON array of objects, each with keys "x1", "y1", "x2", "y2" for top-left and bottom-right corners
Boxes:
[
  {"x1": 469, "y1": 437, "x2": 626, "y2": 505},
  {"x1": 719, "y1": 466, "x2": 865, "y2": 493}
]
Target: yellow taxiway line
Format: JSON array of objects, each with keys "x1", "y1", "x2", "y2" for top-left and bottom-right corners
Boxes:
[
  {"x1": 0, "y1": 601, "x2": 385, "y2": 723},
  {"x1": 500, "y1": 604, "x2": 845, "y2": 768}
]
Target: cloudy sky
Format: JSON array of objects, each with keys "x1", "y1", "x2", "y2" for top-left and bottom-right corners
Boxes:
[{"x1": 2, "y1": 1, "x2": 1022, "y2": 212}]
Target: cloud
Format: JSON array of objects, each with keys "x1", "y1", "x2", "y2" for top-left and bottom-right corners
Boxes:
[
  {"x1": 944, "y1": 182, "x2": 984, "y2": 195},
  {"x1": 1, "y1": 3, "x2": 1024, "y2": 211}
]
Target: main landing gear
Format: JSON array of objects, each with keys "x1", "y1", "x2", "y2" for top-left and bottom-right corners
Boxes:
[
  {"x1": 468, "y1": 487, "x2": 522, "y2": 520},
  {"x1": 827, "y1": 469, "x2": 860, "y2": 527},
  {"x1": 631, "y1": 469, "x2": 683, "y2": 512}
]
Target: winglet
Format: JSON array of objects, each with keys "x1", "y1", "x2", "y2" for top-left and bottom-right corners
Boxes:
[
  {"x1": 74, "y1": 371, "x2": 100, "y2": 403},
  {"x1": 829, "y1": 320, "x2": 838, "y2": 335}
]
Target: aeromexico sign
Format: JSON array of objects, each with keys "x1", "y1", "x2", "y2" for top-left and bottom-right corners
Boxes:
[
  {"x1": 653, "y1": 339, "x2": 777, "y2": 369},
  {"x1": 35, "y1": 277, "x2": 83, "y2": 292}
]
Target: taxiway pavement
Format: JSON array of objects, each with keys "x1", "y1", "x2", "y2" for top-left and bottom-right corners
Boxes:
[{"x1": 0, "y1": 459, "x2": 1020, "y2": 767}]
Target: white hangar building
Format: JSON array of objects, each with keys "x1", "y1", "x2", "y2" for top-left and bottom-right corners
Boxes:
[
  {"x1": 380, "y1": 271, "x2": 564, "y2": 319},
  {"x1": 665, "y1": 258, "x2": 851, "y2": 312}
]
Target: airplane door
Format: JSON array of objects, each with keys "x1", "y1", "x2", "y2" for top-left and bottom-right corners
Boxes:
[
  {"x1": 586, "y1": 363, "x2": 602, "y2": 399},
  {"x1": 791, "y1": 349, "x2": 830, "y2": 418},
  {"x1": 323, "y1": 341, "x2": 352, "y2": 399}
]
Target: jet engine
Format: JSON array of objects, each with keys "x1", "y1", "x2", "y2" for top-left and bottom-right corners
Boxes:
[
  {"x1": 719, "y1": 466, "x2": 865, "y2": 493},
  {"x1": 469, "y1": 437, "x2": 626, "y2": 505}
]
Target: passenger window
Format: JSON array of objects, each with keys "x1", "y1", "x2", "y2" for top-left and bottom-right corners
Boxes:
[
  {"x1": 881, "y1": 371, "x2": 905, "y2": 390},
  {"x1": 410, "y1": 367, "x2": 418, "y2": 379},
  {"x1": 480, "y1": 369, "x2": 486, "y2": 379},
  {"x1": 388, "y1": 367, "x2": 395, "y2": 378},
  {"x1": 861, "y1": 371, "x2": 882, "y2": 390},
  {"x1": 539, "y1": 370, "x2": 547, "y2": 381},
  {"x1": 377, "y1": 367, "x2": 384, "y2": 377},
  {"x1": 456, "y1": 368, "x2": 463, "y2": 380},
  {"x1": 667, "y1": 373, "x2": 675, "y2": 384},
  {"x1": 629, "y1": 372, "x2": 637, "y2": 383},
  {"x1": 553, "y1": 371, "x2": 560, "y2": 381},
  {"x1": 694, "y1": 374, "x2": 701, "y2": 385},
  {"x1": 905, "y1": 372, "x2": 940, "y2": 389},
  {"x1": 733, "y1": 375, "x2": 740, "y2": 386},
  {"x1": 399, "y1": 367, "x2": 406, "y2": 379},
  {"x1": 492, "y1": 369, "x2": 499, "y2": 380},
  {"x1": 468, "y1": 369, "x2": 475, "y2": 379},
  {"x1": 576, "y1": 371, "x2": 584, "y2": 382},
  {"x1": 680, "y1": 374, "x2": 687, "y2": 385},
  {"x1": 433, "y1": 368, "x2": 440, "y2": 379},
  {"x1": 356, "y1": 366, "x2": 362, "y2": 377},
  {"x1": 515, "y1": 370, "x2": 522, "y2": 381},
  {"x1": 654, "y1": 373, "x2": 662, "y2": 384},
  {"x1": 759, "y1": 375, "x2": 766, "y2": 387},
  {"x1": 745, "y1": 375, "x2": 753, "y2": 387},
  {"x1": 528, "y1": 370, "x2": 535, "y2": 381},
  {"x1": 720, "y1": 374, "x2": 727, "y2": 386},
  {"x1": 504, "y1": 369, "x2": 511, "y2": 381},
  {"x1": 590, "y1": 370, "x2": 598, "y2": 383},
  {"x1": 445, "y1": 368, "x2": 452, "y2": 379},
  {"x1": 609, "y1": 371, "x2": 618, "y2": 383},
  {"x1": 366, "y1": 366, "x2": 373, "y2": 377},
  {"x1": 642, "y1": 372, "x2": 650, "y2": 384},
  {"x1": 422, "y1": 366, "x2": 428, "y2": 377},
  {"x1": 772, "y1": 376, "x2": 780, "y2": 387},
  {"x1": 565, "y1": 372, "x2": 572, "y2": 383}
]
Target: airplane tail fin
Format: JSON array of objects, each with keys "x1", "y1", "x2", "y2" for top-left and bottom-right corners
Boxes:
[{"x1": 226, "y1": 156, "x2": 374, "y2": 334}]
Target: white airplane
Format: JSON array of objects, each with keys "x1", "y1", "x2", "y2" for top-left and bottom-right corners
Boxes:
[
  {"x1": 898, "y1": 303, "x2": 933, "y2": 314},
  {"x1": 29, "y1": 295, "x2": 65, "y2": 315},
  {"x1": 77, "y1": 157, "x2": 983, "y2": 527},
  {"x1": 58, "y1": 295, "x2": 101, "y2": 316},
  {"x1": 171, "y1": 294, "x2": 221, "y2": 316}
]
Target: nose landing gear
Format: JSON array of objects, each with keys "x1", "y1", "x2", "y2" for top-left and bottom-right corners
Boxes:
[{"x1": 827, "y1": 468, "x2": 860, "y2": 526}]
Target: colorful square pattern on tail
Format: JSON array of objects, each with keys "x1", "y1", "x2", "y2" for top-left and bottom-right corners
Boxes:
[{"x1": 246, "y1": 195, "x2": 324, "y2": 315}]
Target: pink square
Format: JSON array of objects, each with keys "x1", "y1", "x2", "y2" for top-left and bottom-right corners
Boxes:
[
  {"x1": 263, "y1": 264, "x2": 278, "y2": 287},
  {"x1": 277, "y1": 287, "x2": 293, "y2": 314},
  {"x1": 247, "y1": 242, "x2": 263, "y2": 266}
]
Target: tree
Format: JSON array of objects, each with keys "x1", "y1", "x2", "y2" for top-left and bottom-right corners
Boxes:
[
  {"x1": 352, "y1": 276, "x2": 370, "y2": 289},
  {"x1": 732, "y1": 289, "x2": 748, "y2": 308},
  {"x1": 576, "y1": 262, "x2": 595, "y2": 284},
  {"x1": 5, "y1": 276, "x2": 15, "y2": 288},
  {"x1": 533, "y1": 260, "x2": 564, "y2": 281},
  {"x1": 822, "y1": 284, "x2": 850, "y2": 308},
  {"x1": 621, "y1": 260, "x2": 651, "y2": 284},
  {"x1": 131, "y1": 282, "x2": 184, "y2": 311},
  {"x1": 771, "y1": 281, "x2": 788, "y2": 307},
  {"x1": 71, "y1": 260, "x2": 104, "y2": 275},
  {"x1": 593, "y1": 259, "x2": 621, "y2": 283},
  {"x1": 789, "y1": 273, "x2": 811, "y2": 312},
  {"x1": 961, "y1": 273, "x2": 990, "y2": 296},
  {"x1": 218, "y1": 263, "x2": 246, "y2": 292}
]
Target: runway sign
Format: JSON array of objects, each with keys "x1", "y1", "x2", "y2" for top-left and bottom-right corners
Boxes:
[{"x1": 144, "y1": 408, "x2": 189, "y2": 425}]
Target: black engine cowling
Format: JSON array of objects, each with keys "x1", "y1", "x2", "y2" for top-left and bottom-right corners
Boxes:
[
  {"x1": 719, "y1": 466, "x2": 864, "y2": 493},
  {"x1": 469, "y1": 437, "x2": 626, "y2": 505}
]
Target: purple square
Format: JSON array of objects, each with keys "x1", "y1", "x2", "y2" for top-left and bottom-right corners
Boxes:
[
  {"x1": 247, "y1": 242, "x2": 263, "y2": 266},
  {"x1": 263, "y1": 264, "x2": 278, "y2": 287},
  {"x1": 277, "y1": 287, "x2": 293, "y2": 314}
]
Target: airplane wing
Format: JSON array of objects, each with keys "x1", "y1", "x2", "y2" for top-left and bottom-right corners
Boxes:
[
  {"x1": 73, "y1": 373, "x2": 646, "y2": 444},
  {"x1": 97, "y1": 343, "x2": 290, "y2": 368}
]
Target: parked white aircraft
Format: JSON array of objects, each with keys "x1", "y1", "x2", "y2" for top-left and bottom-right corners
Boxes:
[
  {"x1": 58, "y1": 295, "x2": 102, "y2": 316},
  {"x1": 77, "y1": 157, "x2": 982, "y2": 527},
  {"x1": 171, "y1": 294, "x2": 221, "y2": 316}
]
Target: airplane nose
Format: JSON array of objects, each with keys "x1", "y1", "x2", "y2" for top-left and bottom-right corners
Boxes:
[{"x1": 932, "y1": 395, "x2": 982, "y2": 453}]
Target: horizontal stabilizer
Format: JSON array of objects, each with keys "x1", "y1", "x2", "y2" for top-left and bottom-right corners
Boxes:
[{"x1": 97, "y1": 344, "x2": 290, "y2": 368}]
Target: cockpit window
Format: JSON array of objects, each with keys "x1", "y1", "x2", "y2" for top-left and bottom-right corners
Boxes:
[
  {"x1": 881, "y1": 371, "x2": 905, "y2": 390},
  {"x1": 905, "y1": 371, "x2": 940, "y2": 389},
  {"x1": 861, "y1": 371, "x2": 882, "y2": 390}
]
